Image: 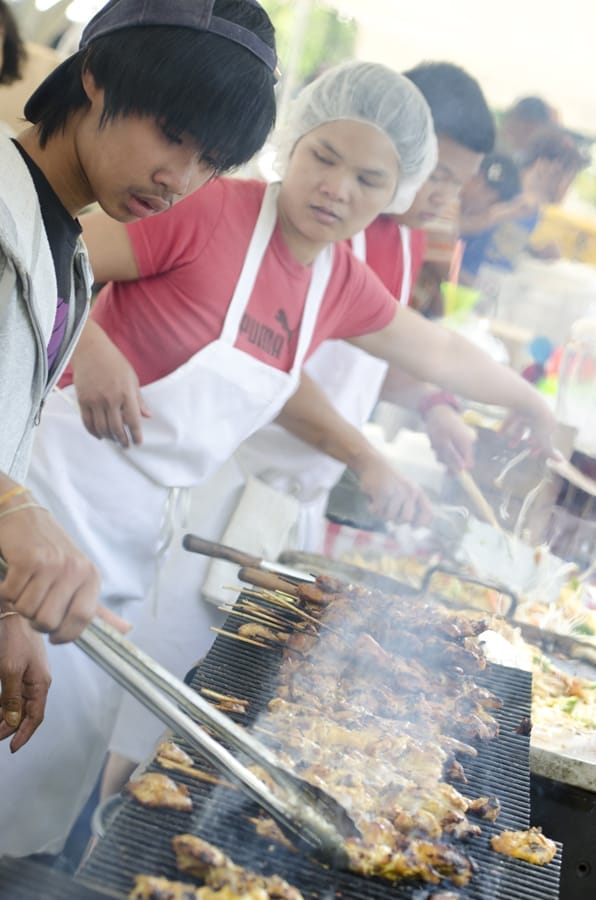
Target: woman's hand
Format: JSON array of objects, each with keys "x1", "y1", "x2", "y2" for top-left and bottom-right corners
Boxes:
[
  {"x1": 424, "y1": 405, "x2": 477, "y2": 473},
  {"x1": 70, "y1": 321, "x2": 151, "y2": 448},
  {"x1": 500, "y1": 394, "x2": 560, "y2": 459},
  {"x1": 0, "y1": 615, "x2": 50, "y2": 752},
  {"x1": 354, "y1": 452, "x2": 433, "y2": 527}
]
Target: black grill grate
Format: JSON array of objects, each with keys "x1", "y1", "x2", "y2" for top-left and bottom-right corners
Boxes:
[
  {"x1": 0, "y1": 859, "x2": 119, "y2": 899},
  {"x1": 78, "y1": 598, "x2": 562, "y2": 899}
]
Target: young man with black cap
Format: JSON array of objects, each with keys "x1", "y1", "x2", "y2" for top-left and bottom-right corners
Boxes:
[{"x1": 0, "y1": 0, "x2": 277, "y2": 754}]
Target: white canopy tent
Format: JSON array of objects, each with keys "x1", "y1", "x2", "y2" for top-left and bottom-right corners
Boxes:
[{"x1": 329, "y1": 0, "x2": 595, "y2": 137}]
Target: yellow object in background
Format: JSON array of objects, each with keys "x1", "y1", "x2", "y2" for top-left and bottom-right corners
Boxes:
[
  {"x1": 440, "y1": 281, "x2": 480, "y2": 318},
  {"x1": 530, "y1": 205, "x2": 596, "y2": 265}
]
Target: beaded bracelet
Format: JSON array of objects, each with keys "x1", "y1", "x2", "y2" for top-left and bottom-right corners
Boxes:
[
  {"x1": 0, "y1": 502, "x2": 46, "y2": 521},
  {"x1": 0, "y1": 485, "x2": 27, "y2": 509}
]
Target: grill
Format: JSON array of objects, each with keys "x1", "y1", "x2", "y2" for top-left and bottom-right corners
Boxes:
[
  {"x1": 79, "y1": 595, "x2": 562, "y2": 900},
  {"x1": 0, "y1": 859, "x2": 119, "y2": 899}
]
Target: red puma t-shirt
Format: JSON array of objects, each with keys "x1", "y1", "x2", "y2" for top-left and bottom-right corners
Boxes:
[
  {"x1": 363, "y1": 214, "x2": 427, "y2": 303},
  {"x1": 68, "y1": 179, "x2": 396, "y2": 387}
]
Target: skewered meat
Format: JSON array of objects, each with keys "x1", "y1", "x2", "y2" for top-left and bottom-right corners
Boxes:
[
  {"x1": 491, "y1": 827, "x2": 557, "y2": 865},
  {"x1": 172, "y1": 835, "x2": 304, "y2": 899},
  {"x1": 127, "y1": 773, "x2": 192, "y2": 812},
  {"x1": 185, "y1": 573, "x2": 552, "y2": 890},
  {"x1": 238, "y1": 623, "x2": 290, "y2": 643}
]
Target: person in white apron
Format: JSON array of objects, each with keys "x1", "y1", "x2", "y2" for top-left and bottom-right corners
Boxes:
[
  {"x1": 234, "y1": 225, "x2": 413, "y2": 552},
  {"x1": 233, "y1": 61, "x2": 501, "y2": 553},
  {"x1": 0, "y1": 60, "x2": 438, "y2": 856},
  {"x1": 99, "y1": 61, "x2": 558, "y2": 801}
]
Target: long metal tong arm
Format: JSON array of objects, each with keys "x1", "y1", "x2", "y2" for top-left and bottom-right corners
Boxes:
[
  {"x1": 81, "y1": 619, "x2": 288, "y2": 772},
  {"x1": 76, "y1": 618, "x2": 355, "y2": 862}
]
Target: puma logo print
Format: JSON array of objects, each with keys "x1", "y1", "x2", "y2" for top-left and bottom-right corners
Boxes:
[
  {"x1": 238, "y1": 309, "x2": 297, "y2": 361},
  {"x1": 275, "y1": 309, "x2": 297, "y2": 347}
]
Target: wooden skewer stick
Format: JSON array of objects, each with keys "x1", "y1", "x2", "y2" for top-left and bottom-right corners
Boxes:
[
  {"x1": 157, "y1": 754, "x2": 237, "y2": 790},
  {"x1": 238, "y1": 566, "x2": 301, "y2": 597},
  {"x1": 235, "y1": 600, "x2": 293, "y2": 627},
  {"x1": 456, "y1": 470, "x2": 502, "y2": 530},
  {"x1": 209, "y1": 627, "x2": 273, "y2": 650},
  {"x1": 200, "y1": 688, "x2": 249, "y2": 707},
  {"x1": 219, "y1": 607, "x2": 289, "y2": 631}
]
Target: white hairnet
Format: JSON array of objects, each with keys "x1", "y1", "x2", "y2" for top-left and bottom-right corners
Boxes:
[{"x1": 273, "y1": 61, "x2": 438, "y2": 214}]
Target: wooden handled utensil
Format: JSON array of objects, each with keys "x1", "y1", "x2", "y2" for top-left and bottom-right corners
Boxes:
[{"x1": 456, "y1": 470, "x2": 502, "y2": 530}]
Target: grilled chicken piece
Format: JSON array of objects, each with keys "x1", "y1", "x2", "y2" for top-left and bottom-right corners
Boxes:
[
  {"x1": 466, "y1": 796, "x2": 501, "y2": 821},
  {"x1": 129, "y1": 874, "x2": 272, "y2": 899},
  {"x1": 172, "y1": 835, "x2": 304, "y2": 899},
  {"x1": 249, "y1": 816, "x2": 295, "y2": 851},
  {"x1": 157, "y1": 742, "x2": 194, "y2": 768},
  {"x1": 127, "y1": 773, "x2": 192, "y2": 812},
  {"x1": 346, "y1": 837, "x2": 476, "y2": 886},
  {"x1": 129, "y1": 875, "x2": 202, "y2": 899},
  {"x1": 491, "y1": 827, "x2": 557, "y2": 865},
  {"x1": 173, "y1": 835, "x2": 229, "y2": 874}
]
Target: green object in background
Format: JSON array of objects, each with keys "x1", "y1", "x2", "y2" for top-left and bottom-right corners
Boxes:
[
  {"x1": 440, "y1": 282, "x2": 480, "y2": 318},
  {"x1": 537, "y1": 373, "x2": 559, "y2": 396}
]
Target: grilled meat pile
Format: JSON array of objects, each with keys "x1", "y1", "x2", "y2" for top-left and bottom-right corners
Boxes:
[
  {"x1": 129, "y1": 835, "x2": 304, "y2": 899},
  {"x1": 240, "y1": 576, "x2": 507, "y2": 886}
]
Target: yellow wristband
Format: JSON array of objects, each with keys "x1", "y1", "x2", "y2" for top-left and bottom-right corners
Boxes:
[{"x1": 0, "y1": 485, "x2": 27, "y2": 509}]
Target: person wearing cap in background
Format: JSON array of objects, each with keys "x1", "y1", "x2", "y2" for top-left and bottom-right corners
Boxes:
[
  {"x1": 459, "y1": 153, "x2": 522, "y2": 285},
  {"x1": 49, "y1": 61, "x2": 561, "y2": 805},
  {"x1": 0, "y1": 0, "x2": 277, "y2": 762},
  {"x1": 231, "y1": 61, "x2": 497, "y2": 553},
  {"x1": 461, "y1": 128, "x2": 589, "y2": 280}
]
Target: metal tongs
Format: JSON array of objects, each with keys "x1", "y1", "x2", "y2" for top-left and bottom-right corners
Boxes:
[
  {"x1": 0, "y1": 556, "x2": 357, "y2": 866},
  {"x1": 77, "y1": 619, "x2": 358, "y2": 865}
]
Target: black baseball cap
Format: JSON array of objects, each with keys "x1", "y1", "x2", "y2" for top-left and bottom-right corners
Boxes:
[
  {"x1": 25, "y1": 0, "x2": 277, "y2": 124},
  {"x1": 480, "y1": 153, "x2": 521, "y2": 202}
]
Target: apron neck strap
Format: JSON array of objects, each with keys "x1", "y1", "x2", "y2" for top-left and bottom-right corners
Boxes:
[
  {"x1": 350, "y1": 230, "x2": 367, "y2": 262},
  {"x1": 398, "y1": 224, "x2": 412, "y2": 306},
  {"x1": 220, "y1": 182, "x2": 281, "y2": 343}
]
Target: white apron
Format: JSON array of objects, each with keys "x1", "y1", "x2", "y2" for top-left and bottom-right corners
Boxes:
[
  {"x1": 0, "y1": 183, "x2": 333, "y2": 857},
  {"x1": 235, "y1": 225, "x2": 412, "y2": 551}
]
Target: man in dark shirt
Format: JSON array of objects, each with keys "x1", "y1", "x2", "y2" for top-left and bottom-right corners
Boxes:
[{"x1": 0, "y1": 0, "x2": 277, "y2": 753}]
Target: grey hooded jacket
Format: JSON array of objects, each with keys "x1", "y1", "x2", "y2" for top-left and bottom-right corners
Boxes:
[{"x1": 0, "y1": 136, "x2": 91, "y2": 482}]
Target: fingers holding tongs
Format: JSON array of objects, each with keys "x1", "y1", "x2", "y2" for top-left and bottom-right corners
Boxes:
[{"x1": 76, "y1": 617, "x2": 358, "y2": 866}]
